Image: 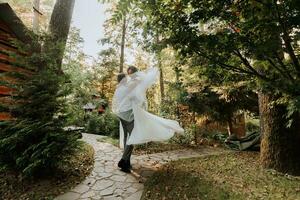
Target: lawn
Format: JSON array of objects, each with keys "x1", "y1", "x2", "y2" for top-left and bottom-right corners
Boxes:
[
  {"x1": 97, "y1": 136, "x2": 186, "y2": 155},
  {"x1": 0, "y1": 142, "x2": 94, "y2": 200},
  {"x1": 97, "y1": 136, "x2": 120, "y2": 147},
  {"x1": 142, "y1": 152, "x2": 300, "y2": 200}
]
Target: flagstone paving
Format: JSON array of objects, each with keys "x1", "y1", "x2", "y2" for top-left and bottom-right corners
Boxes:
[{"x1": 55, "y1": 133, "x2": 226, "y2": 200}]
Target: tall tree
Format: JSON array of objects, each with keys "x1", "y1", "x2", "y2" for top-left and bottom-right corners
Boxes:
[
  {"x1": 119, "y1": 15, "x2": 127, "y2": 72},
  {"x1": 138, "y1": 0, "x2": 300, "y2": 175},
  {"x1": 45, "y1": 0, "x2": 75, "y2": 71},
  {"x1": 101, "y1": 0, "x2": 147, "y2": 74},
  {"x1": 156, "y1": 34, "x2": 165, "y2": 101},
  {"x1": 32, "y1": 0, "x2": 41, "y2": 32}
]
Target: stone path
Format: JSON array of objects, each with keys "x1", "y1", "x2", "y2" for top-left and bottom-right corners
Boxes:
[{"x1": 55, "y1": 133, "x2": 226, "y2": 200}]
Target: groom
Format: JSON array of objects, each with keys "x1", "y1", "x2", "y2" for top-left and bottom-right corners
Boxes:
[{"x1": 117, "y1": 66, "x2": 139, "y2": 173}]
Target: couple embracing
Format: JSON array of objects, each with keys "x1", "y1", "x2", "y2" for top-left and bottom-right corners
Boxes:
[{"x1": 112, "y1": 66, "x2": 184, "y2": 173}]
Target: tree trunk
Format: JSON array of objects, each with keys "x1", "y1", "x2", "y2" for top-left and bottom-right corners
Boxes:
[
  {"x1": 156, "y1": 35, "x2": 165, "y2": 102},
  {"x1": 259, "y1": 92, "x2": 300, "y2": 175},
  {"x1": 227, "y1": 118, "x2": 234, "y2": 136},
  {"x1": 119, "y1": 15, "x2": 126, "y2": 73},
  {"x1": 101, "y1": 81, "x2": 104, "y2": 96},
  {"x1": 45, "y1": 0, "x2": 75, "y2": 71},
  {"x1": 33, "y1": 0, "x2": 41, "y2": 33},
  {"x1": 158, "y1": 58, "x2": 165, "y2": 101}
]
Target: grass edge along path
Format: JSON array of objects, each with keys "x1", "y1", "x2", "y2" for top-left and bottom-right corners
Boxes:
[
  {"x1": 97, "y1": 136, "x2": 206, "y2": 155},
  {"x1": 142, "y1": 152, "x2": 300, "y2": 200}
]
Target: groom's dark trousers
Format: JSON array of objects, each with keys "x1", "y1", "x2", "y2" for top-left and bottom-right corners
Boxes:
[{"x1": 120, "y1": 118, "x2": 134, "y2": 161}]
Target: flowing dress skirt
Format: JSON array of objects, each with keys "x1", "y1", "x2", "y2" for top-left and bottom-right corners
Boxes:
[{"x1": 126, "y1": 104, "x2": 184, "y2": 145}]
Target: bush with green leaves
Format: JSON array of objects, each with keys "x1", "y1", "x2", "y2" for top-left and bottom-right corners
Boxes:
[
  {"x1": 246, "y1": 118, "x2": 260, "y2": 133},
  {"x1": 85, "y1": 110, "x2": 119, "y2": 138},
  {"x1": 0, "y1": 36, "x2": 80, "y2": 178},
  {"x1": 203, "y1": 131, "x2": 228, "y2": 143},
  {"x1": 171, "y1": 124, "x2": 197, "y2": 146},
  {"x1": 65, "y1": 103, "x2": 86, "y2": 126}
]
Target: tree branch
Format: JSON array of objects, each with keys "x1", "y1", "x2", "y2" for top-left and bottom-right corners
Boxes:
[
  {"x1": 233, "y1": 50, "x2": 268, "y2": 80},
  {"x1": 252, "y1": 0, "x2": 269, "y2": 6},
  {"x1": 217, "y1": 62, "x2": 256, "y2": 75},
  {"x1": 195, "y1": 51, "x2": 259, "y2": 76},
  {"x1": 266, "y1": 57, "x2": 294, "y2": 81},
  {"x1": 274, "y1": 2, "x2": 300, "y2": 76},
  {"x1": 273, "y1": 52, "x2": 295, "y2": 80}
]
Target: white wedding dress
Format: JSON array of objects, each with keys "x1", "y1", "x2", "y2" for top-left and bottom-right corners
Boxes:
[{"x1": 112, "y1": 67, "x2": 184, "y2": 147}]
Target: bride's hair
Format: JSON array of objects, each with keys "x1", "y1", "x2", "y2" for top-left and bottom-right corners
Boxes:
[{"x1": 117, "y1": 73, "x2": 126, "y2": 83}]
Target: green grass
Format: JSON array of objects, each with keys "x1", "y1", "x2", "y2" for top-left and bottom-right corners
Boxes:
[
  {"x1": 133, "y1": 142, "x2": 185, "y2": 155},
  {"x1": 97, "y1": 136, "x2": 119, "y2": 146},
  {"x1": 97, "y1": 136, "x2": 184, "y2": 155},
  {"x1": 142, "y1": 152, "x2": 300, "y2": 200},
  {"x1": 0, "y1": 142, "x2": 94, "y2": 200},
  {"x1": 245, "y1": 117, "x2": 260, "y2": 133}
]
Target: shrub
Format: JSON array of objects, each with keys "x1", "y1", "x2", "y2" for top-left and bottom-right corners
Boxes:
[
  {"x1": 85, "y1": 110, "x2": 119, "y2": 138},
  {"x1": 203, "y1": 131, "x2": 228, "y2": 143},
  {"x1": 246, "y1": 118, "x2": 260, "y2": 133},
  {"x1": 171, "y1": 124, "x2": 197, "y2": 146},
  {"x1": 0, "y1": 70, "x2": 80, "y2": 178},
  {"x1": 0, "y1": 37, "x2": 80, "y2": 178},
  {"x1": 65, "y1": 103, "x2": 86, "y2": 127}
]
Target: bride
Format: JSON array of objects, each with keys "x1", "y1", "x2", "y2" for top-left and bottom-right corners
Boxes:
[
  {"x1": 113, "y1": 66, "x2": 184, "y2": 144},
  {"x1": 112, "y1": 66, "x2": 184, "y2": 172}
]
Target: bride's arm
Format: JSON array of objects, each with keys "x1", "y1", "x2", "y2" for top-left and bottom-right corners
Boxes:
[
  {"x1": 126, "y1": 76, "x2": 142, "y2": 91},
  {"x1": 126, "y1": 77, "x2": 147, "y2": 106},
  {"x1": 126, "y1": 68, "x2": 159, "y2": 107}
]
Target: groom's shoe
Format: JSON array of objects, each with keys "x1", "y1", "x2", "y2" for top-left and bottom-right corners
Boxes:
[
  {"x1": 118, "y1": 159, "x2": 131, "y2": 173},
  {"x1": 118, "y1": 159, "x2": 132, "y2": 169},
  {"x1": 118, "y1": 159, "x2": 125, "y2": 168},
  {"x1": 121, "y1": 166, "x2": 131, "y2": 173}
]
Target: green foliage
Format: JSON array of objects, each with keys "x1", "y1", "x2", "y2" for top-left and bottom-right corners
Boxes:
[
  {"x1": 62, "y1": 27, "x2": 120, "y2": 139},
  {"x1": 138, "y1": 0, "x2": 300, "y2": 124},
  {"x1": 100, "y1": 0, "x2": 138, "y2": 25},
  {"x1": 65, "y1": 103, "x2": 86, "y2": 126},
  {"x1": 245, "y1": 118, "x2": 260, "y2": 133},
  {"x1": 85, "y1": 110, "x2": 119, "y2": 138},
  {"x1": 0, "y1": 35, "x2": 79, "y2": 178},
  {"x1": 203, "y1": 131, "x2": 228, "y2": 143},
  {"x1": 180, "y1": 84, "x2": 258, "y2": 125},
  {"x1": 97, "y1": 136, "x2": 119, "y2": 146},
  {"x1": 62, "y1": 27, "x2": 113, "y2": 126},
  {"x1": 62, "y1": 63, "x2": 94, "y2": 126},
  {"x1": 171, "y1": 124, "x2": 197, "y2": 146},
  {"x1": 86, "y1": 113, "x2": 102, "y2": 134},
  {"x1": 159, "y1": 99, "x2": 178, "y2": 118}
]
